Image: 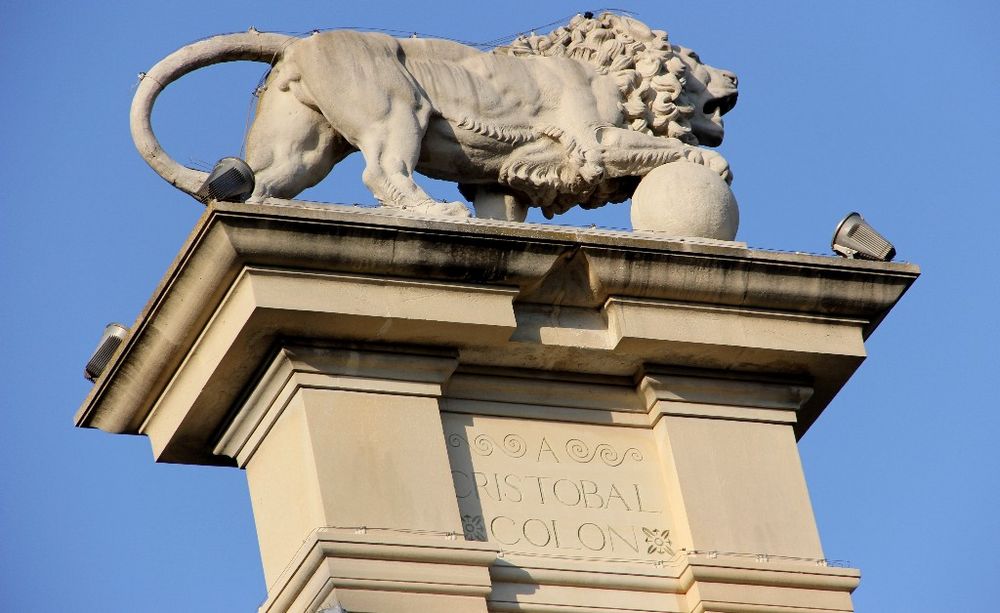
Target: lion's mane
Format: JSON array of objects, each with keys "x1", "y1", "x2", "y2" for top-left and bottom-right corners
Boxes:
[{"x1": 495, "y1": 13, "x2": 698, "y2": 145}]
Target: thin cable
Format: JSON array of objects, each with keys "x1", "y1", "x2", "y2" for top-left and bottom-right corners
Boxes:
[
  {"x1": 239, "y1": 85, "x2": 261, "y2": 159},
  {"x1": 258, "y1": 8, "x2": 640, "y2": 51},
  {"x1": 218, "y1": 11, "x2": 645, "y2": 172},
  {"x1": 686, "y1": 549, "x2": 853, "y2": 567},
  {"x1": 474, "y1": 8, "x2": 638, "y2": 48},
  {"x1": 186, "y1": 158, "x2": 214, "y2": 171},
  {"x1": 496, "y1": 547, "x2": 687, "y2": 567}
]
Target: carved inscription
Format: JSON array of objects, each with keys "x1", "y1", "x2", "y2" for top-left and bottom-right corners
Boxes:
[{"x1": 443, "y1": 414, "x2": 672, "y2": 560}]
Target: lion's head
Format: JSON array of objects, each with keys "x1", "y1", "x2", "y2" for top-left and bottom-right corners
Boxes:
[{"x1": 496, "y1": 13, "x2": 738, "y2": 148}]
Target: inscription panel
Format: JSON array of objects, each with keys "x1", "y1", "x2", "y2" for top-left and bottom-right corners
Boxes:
[{"x1": 442, "y1": 413, "x2": 673, "y2": 560}]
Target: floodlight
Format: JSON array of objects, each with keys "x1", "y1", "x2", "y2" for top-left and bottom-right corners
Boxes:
[
  {"x1": 84, "y1": 323, "x2": 128, "y2": 382},
  {"x1": 196, "y1": 157, "x2": 255, "y2": 203},
  {"x1": 832, "y1": 212, "x2": 895, "y2": 261}
]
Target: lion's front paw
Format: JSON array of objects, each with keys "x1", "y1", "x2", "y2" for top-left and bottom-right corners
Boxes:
[
  {"x1": 578, "y1": 147, "x2": 607, "y2": 184},
  {"x1": 682, "y1": 148, "x2": 732, "y2": 185},
  {"x1": 704, "y1": 151, "x2": 733, "y2": 184},
  {"x1": 579, "y1": 161, "x2": 606, "y2": 184}
]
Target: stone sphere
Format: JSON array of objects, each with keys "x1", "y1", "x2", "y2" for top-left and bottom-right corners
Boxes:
[{"x1": 630, "y1": 162, "x2": 739, "y2": 240}]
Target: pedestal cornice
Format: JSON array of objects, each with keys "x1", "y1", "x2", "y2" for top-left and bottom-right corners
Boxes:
[{"x1": 76, "y1": 199, "x2": 918, "y2": 462}]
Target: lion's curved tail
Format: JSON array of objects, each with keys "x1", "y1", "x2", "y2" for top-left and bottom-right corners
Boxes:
[{"x1": 130, "y1": 29, "x2": 294, "y2": 199}]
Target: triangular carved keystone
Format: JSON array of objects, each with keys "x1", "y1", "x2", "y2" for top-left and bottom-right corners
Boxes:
[{"x1": 517, "y1": 247, "x2": 605, "y2": 307}]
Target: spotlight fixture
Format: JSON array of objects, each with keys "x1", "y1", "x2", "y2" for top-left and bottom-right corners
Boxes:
[
  {"x1": 84, "y1": 323, "x2": 128, "y2": 382},
  {"x1": 832, "y1": 212, "x2": 896, "y2": 261},
  {"x1": 196, "y1": 157, "x2": 255, "y2": 203}
]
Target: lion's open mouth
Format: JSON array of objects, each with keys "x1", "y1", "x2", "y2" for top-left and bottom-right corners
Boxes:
[{"x1": 704, "y1": 92, "x2": 738, "y2": 117}]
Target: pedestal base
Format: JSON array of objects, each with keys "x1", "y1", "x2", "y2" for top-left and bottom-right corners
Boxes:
[{"x1": 75, "y1": 201, "x2": 917, "y2": 612}]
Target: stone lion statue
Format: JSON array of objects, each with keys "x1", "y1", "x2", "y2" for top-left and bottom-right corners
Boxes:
[{"x1": 131, "y1": 12, "x2": 738, "y2": 220}]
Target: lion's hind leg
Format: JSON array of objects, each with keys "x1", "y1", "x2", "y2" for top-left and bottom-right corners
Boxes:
[
  {"x1": 291, "y1": 33, "x2": 469, "y2": 217},
  {"x1": 245, "y1": 80, "x2": 349, "y2": 202},
  {"x1": 354, "y1": 115, "x2": 469, "y2": 217},
  {"x1": 323, "y1": 102, "x2": 469, "y2": 218}
]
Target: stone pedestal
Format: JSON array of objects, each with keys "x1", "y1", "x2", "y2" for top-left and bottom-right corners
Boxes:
[{"x1": 76, "y1": 200, "x2": 917, "y2": 612}]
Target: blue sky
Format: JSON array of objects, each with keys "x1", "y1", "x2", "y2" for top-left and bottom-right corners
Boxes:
[{"x1": 2, "y1": 1, "x2": 998, "y2": 611}]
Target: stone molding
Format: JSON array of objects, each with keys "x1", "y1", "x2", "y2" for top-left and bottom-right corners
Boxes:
[
  {"x1": 257, "y1": 528, "x2": 859, "y2": 613},
  {"x1": 71, "y1": 201, "x2": 913, "y2": 612},
  {"x1": 487, "y1": 551, "x2": 859, "y2": 612},
  {"x1": 76, "y1": 200, "x2": 918, "y2": 453},
  {"x1": 216, "y1": 345, "x2": 460, "y2": 466},
  {"x1": 640, "y1": 368, "x2": 813, "y2": 425},
  {"x1": 137, "y1": 266, "x2": 516, "y2": 463},
  {"x1": 258, "y1": 529, "x2": 499, "y2": 613}
]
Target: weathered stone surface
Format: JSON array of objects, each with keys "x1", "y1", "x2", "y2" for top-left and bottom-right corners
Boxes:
[
  {"x1": 631, "y1": 161, "x2": 739, "y2": 239},
  {"x1": 77, "y1": 199, "x2": 916, "y2": 451},
  {"x1": 76, "y1": 200, "x2": 917, "y2": 612},
  {"x1": 131, "y1": 13, "x2": 737, "y2": 220}
]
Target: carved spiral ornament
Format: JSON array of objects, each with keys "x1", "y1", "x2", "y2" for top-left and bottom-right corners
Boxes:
[
  {"x1": 565, "y1": 439, "x2": 643, "y2": 466},
  {"x1": 448, "y1": 433, "x2": 528, "y2": 458}
]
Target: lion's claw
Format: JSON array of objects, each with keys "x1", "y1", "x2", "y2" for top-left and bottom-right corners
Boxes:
[{"x1": 682, "y1": 147, "x2": 732, "y2": 184}]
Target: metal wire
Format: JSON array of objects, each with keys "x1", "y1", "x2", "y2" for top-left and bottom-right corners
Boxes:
[{"x1": 251, "y1": 8, "x2": 639, "y2": 50}]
